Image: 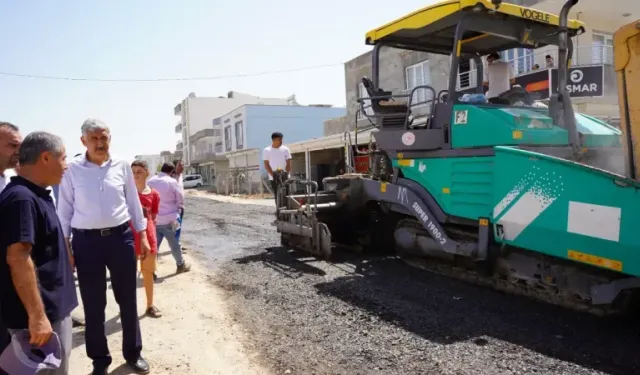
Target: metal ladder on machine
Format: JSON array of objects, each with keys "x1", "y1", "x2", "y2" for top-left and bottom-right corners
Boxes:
[{"x1": 342, "y1": 114, "x2": 377, "y2": 175}]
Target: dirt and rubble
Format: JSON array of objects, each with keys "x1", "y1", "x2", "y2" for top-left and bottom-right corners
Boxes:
[
  {"x1": 181, "y1": 194, "x2": 640, "y2": 375},
  {"x1": 68, "y1": 240, "x2": 268, "y2": 375}
]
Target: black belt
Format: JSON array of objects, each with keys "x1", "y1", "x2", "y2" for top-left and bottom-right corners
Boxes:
[{"x1": 71, "y1": 222, "x2": 129, "y2": 237}]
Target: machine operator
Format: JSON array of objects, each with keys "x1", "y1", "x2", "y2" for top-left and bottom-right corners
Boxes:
[{"x1": 482, "y1": 52, "x2": 516, "y2": 101}]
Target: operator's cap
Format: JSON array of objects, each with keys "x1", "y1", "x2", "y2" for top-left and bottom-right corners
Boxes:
[{"x1": 0, "y1": 330, "x2": 62, "y2": 374}]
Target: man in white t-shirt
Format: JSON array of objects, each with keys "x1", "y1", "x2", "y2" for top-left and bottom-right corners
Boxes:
[
  {"x1": 483, "y1": 52, "x2": 516, "y2": 100},
  {"x1": 262, "y1": 132, "x2": 292, "y2": 206}
]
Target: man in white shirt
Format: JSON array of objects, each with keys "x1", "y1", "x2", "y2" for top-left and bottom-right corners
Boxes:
[
  {"x1": 262, "y1": 132, "x2": 292, "y2": 207},
  {"x1": 57, "y1": 118, "x2": 151, "y2": 374},
  {"x1": 483, "y1": 52, "x2": 516, "y2": 100}
]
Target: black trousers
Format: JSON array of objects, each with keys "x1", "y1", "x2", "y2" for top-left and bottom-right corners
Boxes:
[{"x1": 72, "y1": 223, "x2": 142, "y2": 369}]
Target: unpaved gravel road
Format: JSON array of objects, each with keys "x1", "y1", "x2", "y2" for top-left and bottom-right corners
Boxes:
[{"x1": 182, "y1": 195, "x2": 640, "y2": 375}]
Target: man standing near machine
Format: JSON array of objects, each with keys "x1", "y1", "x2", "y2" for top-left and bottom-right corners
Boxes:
[
  {"x1": 262, "y1": 132, "x2": 292, "y2": 216},
  {"x1": 482, "y1": 52, "x2": 516, "y2": 101}
]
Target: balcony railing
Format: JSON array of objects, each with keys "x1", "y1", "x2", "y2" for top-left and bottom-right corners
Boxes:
[
  {"x1": 176, "y1": 142, "x2": 183, "y2": 150},
  {"x1": 175, "y1": 122, "x2": 182, "y2": 133}
]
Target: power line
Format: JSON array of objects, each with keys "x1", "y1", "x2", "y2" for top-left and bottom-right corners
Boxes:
[{"x1": 0, "y1": 63, "x2": 342, "y2": 82}]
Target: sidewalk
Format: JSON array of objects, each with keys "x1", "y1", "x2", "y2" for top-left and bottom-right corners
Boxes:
[
  {"x1": 69, "y1": 243, "x2": 268, "y2": 375},
  {"x1": 187, "y1": 190, "x2": 275, "y2": 207}
]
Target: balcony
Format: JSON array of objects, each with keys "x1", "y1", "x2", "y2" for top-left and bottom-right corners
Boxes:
[
  {"x1": 175, "y1": 122, "x2": 182, "y2": 133},
  {"x1": 190, "y1": 151, "x2": 217, "y2": 164},
  {"x1": 176, "y1": 141, "x2": 183, "y2": 150},
  {"x1": 174, "y1": 103, "x2": 182, "y2": 116},
  {"x1": 189, "y1": 128, "x2": 214, "y2": 144}
]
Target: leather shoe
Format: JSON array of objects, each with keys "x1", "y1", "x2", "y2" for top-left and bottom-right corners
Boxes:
[{"x1": 127, "y1": 357, "x2": 151, "y2": 374}]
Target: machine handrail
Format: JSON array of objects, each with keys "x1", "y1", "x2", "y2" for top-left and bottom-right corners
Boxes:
[
  {"x1": 356, "y1": 84, "x2": 438, "y2": 129},
  {"x1": 283, "y1": 179, "x2": 319, "y2": 215}
]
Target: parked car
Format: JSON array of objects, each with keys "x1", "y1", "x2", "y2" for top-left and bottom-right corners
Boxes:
[{"x1": 182, "y1": 174, "x2": 203, "y2": 188}]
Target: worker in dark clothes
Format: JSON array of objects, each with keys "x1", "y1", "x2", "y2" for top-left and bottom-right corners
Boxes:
[
  {"x1": 0, "y1": 131, "x2": 77, "y2": 374},
  {"x1": 57, "y1": 119, "x2": 151, "y2": 375},
  {"x1": 0, "y1": 122, "x2": 22, "y2": 356}
]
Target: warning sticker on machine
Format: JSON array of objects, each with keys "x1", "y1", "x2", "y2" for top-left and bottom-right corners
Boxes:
[{"x1": 454, "y1": 110, "x2": 468, "y2": 125}]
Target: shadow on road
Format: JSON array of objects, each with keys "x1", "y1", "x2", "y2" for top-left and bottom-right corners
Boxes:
[
  {"x1": 235, "y1": 246, "x2": 640, "y2": 375},
  {"x1": 235, "y1": 246, "x2": 327, "y2": 278}
]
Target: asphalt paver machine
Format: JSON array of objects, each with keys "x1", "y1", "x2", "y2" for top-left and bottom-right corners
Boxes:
[{"x1": 276, "y1": 0, "x2": 640, "y2": 315}]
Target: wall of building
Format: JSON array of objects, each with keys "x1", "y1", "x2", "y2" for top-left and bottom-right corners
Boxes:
[
  {"x1": 329, "y1": 47, "x2": 451, "y2": 137},
  {"x1": 245, "y1": 105, "x2": 346, "y2": 151},
  {"x1": 174, "y1": 92, "x2": 293, "y2": 166},
  {"x1": 323, "y1": 116, "x2": 351, "y2": 137},
  {"x1": 219, "y1": 106, "x2": 248, "y2": 153}
]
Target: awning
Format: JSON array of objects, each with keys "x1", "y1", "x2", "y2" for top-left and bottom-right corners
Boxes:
[{"x1": 288, "y1": 128, "x2": 378, "y2": 154}]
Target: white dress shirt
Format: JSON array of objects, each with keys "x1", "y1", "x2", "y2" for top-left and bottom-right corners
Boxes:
[{"x1": 57, "y1": 153, "x2": 147, "y2": 238}]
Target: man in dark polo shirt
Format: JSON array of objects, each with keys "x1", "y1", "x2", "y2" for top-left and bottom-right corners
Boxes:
[{"x1": 0, "y1": 131, "x2": 76, "y2": 374}]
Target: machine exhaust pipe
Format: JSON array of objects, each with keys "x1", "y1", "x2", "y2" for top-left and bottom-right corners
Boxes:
[
  {"x1": 558, "y1": 0, "x2": 579, "y2": 94},
  {"x1": 557, "y1": 0, "x2": 580, "y2": 152}
]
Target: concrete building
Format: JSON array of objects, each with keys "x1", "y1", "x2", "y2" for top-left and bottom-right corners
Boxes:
[
  {"x1": 209, "y1": 104, "x2": 346, "y2": 194},
  {"x1": 173, "y1": 91, "x2": 297, "y2": 171}
]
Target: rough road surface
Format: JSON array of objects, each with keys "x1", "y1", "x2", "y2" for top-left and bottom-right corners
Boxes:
[
  {"x1": 69, "y1": 240, "x2": 267, "y2": 375},
  {"x1": 182, "y1": 194, "x2": 639, "y2": 375}
]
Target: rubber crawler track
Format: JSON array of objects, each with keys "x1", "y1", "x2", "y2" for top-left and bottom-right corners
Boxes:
[{"x1": 395, "y1": 219, "x2": 621, "y2": 317}]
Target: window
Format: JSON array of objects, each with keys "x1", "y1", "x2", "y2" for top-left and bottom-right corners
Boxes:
[
  {"x1": 356, "y1": 83, "x2": 374, "y2": 120},
  {"x1": 502, "y1": 48, "x2": 534, "y2": 75},
  {"x1": 592, "y1": 32, "x2": 613, "y2": 64},
  {"x1": 235, "y1": 121, "x2": 244, "y2": 149},
  {"x1": 405, "y1": 60, "x2": 433, "y2": 108},
  {"x1": 456, "y1": 58, "x2": 478, "y2": 90},
  {"x1": 224, "y1": 126, "x2": 232, "y2": 152}
]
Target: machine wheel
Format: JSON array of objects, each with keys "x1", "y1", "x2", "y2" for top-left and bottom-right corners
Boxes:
[{"x1": 196, "y1": 183, "x2": 202, "y2": 188}]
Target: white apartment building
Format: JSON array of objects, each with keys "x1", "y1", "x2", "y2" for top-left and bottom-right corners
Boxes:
[{"x1": 173, "y1": 91, "x2": 297, "y2": 171}]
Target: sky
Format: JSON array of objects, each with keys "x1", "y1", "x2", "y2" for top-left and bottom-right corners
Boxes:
[{"x1": 0, "y1": 0, "x2": 435, "y2": 160}]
